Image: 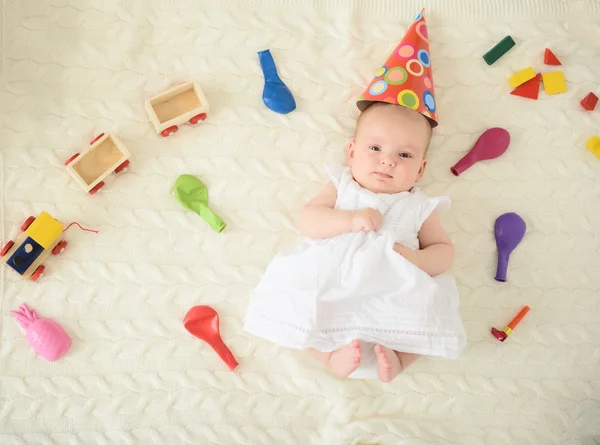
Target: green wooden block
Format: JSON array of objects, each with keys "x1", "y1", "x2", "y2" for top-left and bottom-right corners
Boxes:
[{"x1": 483, "y1": 36, "x2": 516, "y2": 65}]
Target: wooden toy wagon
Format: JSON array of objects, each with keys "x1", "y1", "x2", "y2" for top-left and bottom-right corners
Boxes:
[
  {"x1": 64, "y1": 133, "x2": 131, "y2": 195},
  {"x1": 144, "y1": 80, "x2": 210, "y2": 137},
  {"x1": 1, "y1": 212, "x2": 67, "y2": 281}
]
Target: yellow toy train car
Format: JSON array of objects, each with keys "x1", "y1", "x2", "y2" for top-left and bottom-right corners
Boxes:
[{"x1": 0, "y1": 212, "x2": 67, "y2": 281}]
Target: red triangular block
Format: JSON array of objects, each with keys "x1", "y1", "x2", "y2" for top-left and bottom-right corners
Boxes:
[
  {"x1": 510, "y1": 73, "x2": 541, "y2": 99},
  {"x1": 581, "y1": 92, "x2": 598, "y2": 111},
  {"x1": 544, "y1": 48, "x2": 562, "y2": 66}
]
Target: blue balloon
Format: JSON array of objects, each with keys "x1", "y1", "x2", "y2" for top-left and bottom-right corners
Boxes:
[{"x1": 258, "y1": 49, "x2": 296, "y2": 114}]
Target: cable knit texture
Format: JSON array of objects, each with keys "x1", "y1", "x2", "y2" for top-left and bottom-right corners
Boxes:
[{"x1": 0, "y1": 0, "x2": 599, "y2": 444}]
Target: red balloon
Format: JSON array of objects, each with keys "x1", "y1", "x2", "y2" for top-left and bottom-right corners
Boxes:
[{"x1": 183, "y1": 306, "x2": 239, "y2": 371}]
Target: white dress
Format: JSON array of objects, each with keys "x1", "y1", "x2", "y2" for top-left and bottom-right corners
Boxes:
[{"x1": 244, "y1": 164, "x2": 467, "y2": 364}]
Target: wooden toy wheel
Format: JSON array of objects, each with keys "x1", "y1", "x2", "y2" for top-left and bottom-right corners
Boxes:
[
  {"x1": 89, "y1": 181, "x2": 105, "y2": 195},
  {"x1": 189, "y1": 113, "x2": 207, "y2": 125},
  {"x1": 30, "y1": 265, "x2": 45, "y2": 281},
  {"x1": 114, "y1": 159, "x2": 130, "y2": 174},
  {"x1": 65, "y1": 153, "x2": 80, "y2": 166},
  {"x1": 90, "y1": 133, "x2": 105, "y2": 145},
  {"x1": 1, "y1": 240, "x2": 14, "y2": 257},
  {"x1": 161, "y1": 126, "x2": 178, "y2": 137},
  {"x1": 52, "y1": 241, "x2": 68, "y2": 255},
  {"x1": 21, "y1": 216, "x2": 35, "y2": 231}
]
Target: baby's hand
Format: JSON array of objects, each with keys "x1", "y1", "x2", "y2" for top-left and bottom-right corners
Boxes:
[
  {"x1": 393, "y1": 243, "x2": 420, "y2": 268},
  {"x1": 352, "y1": 208, "x2": 383, "y2": 233}
]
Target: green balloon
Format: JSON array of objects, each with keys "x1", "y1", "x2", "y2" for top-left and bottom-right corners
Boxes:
[{"x1": 173, "y1": 174, "x2": 226, "y2": 233}]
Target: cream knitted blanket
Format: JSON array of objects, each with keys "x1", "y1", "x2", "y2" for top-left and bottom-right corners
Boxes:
[{"x1": 1, "y1": 0, "x2": 599, "y2": 443}]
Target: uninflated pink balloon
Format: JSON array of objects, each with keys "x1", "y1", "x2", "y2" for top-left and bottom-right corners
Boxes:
[{"x1": 451, "y1": 128, "x2": 511, "y2": 176}]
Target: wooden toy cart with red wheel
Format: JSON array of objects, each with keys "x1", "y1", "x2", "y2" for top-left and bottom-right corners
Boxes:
[
  {"x1": 64, "y1": 133, "x2": 131, "y2": 195},
  {"x1": 1, "y1": 212, "x2": 67, "y2": 281},
  {"x1": 144, "y1": 80, "x2": 210, "y2": 137}
]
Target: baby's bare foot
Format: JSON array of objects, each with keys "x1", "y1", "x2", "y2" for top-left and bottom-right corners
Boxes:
[
  {"x1": 375, "y1": 344, "x2": 402, "y2": 383},
  {"x1": 327, "y1": 339, "x2": 361, "y2": 378}
]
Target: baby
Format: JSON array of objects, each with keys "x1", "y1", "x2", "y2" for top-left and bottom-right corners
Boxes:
[
  {"x1": 245, "y1": 10, "x2": 466, "y2": 382},
  {"x1": 244, "y1": 102, "x2": 466, "y2": 382}
]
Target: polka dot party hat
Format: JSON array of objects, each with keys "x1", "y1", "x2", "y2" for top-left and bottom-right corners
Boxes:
[{"x1": 357, "y1": 9, "x2": 438, "y2": 128}]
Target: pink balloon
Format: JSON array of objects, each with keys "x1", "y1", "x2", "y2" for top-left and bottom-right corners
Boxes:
[{"x1": 451, "y1": 128, "x2": 511, "y2": 176}]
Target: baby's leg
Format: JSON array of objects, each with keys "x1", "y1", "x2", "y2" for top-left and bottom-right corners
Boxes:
[
  {"x1": 307, "y1": 339, "x2": 361, "y2": 378},
  {"x1": 375, "y1": 345, "x2": 420, "y2": 383}
]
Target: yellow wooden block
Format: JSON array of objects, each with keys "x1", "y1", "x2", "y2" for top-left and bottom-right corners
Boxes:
[
  {"x1": 508, "y1": 67, "x2": 536, "y2": 88},
  {"x1": 542, "y1": 71, "x2": 567, "y2": 95},
  {"x1": 25, "y1": 211, "x2": 64, "y2": 249},
  {"x1": 586, "y1": 136, "x2": 600, "y2": 158}
]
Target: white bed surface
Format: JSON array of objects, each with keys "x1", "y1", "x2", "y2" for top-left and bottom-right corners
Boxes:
[{"x1": 1, "y1": 0, "x2": 599, "y2": 443}]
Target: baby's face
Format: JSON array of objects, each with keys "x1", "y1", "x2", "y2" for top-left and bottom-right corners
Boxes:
[{"x1": 347, "y1": 104, "x2": 430, "y2": 194}]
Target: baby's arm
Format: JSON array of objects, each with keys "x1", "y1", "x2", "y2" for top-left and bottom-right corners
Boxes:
[
  {"x1": 394, "y1": 211, "x2": 454, "y2": 275},
  {"x1": 415, "y1": 211, "x2": 455, "y2": 275},
  {"x1": 298, "y1": 182, "x2": 381, "y2": 239}
]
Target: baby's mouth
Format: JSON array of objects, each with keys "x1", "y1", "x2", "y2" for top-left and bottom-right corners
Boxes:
[{"x1": 374, "y1": 172, "x2": 393, "y2": 179}]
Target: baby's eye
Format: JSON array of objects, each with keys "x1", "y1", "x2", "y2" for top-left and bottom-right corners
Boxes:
[
  {"x1": 369, "y1": 145, "x2": 381, "y2": 152},
  {"x1": 398, "y1": 152, "x2": 412, "y2": 158}
]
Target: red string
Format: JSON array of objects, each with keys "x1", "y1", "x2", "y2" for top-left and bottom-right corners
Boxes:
[{"x1": 62, "y1": 222, "x2": 99, "y2": 234}]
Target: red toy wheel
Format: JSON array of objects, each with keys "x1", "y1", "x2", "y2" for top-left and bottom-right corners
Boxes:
[
  {"x1": 52, "y1": 240, "x2": 68, "y2": 255},
  {"x1": 160, "y1": 126, "x2": 178, "y2": 137},
  {"x1": 21, "y1": 216, "x2": 35, "y2": 231},
  {"x1": 189, "y1": 113, "x2": 207, "y2": 125},
  {"x1": 90, "y1": 133, "x2": 105, "y2": 145},
  {"x1": 65, "y1": 153, "x2": 80, "y2": 166},
  {"x1": 89, "y1": 181, "x2": 105, "y2": 195},
  {"x1": 114, "y1": 159, "x2": 130, "y2": 174},
  {"x1": 30, "y1": 265, "x2": 45, "y2": 281},
  {"x1": 1, "y1": 240, "x2": 14, "y2": 257}
]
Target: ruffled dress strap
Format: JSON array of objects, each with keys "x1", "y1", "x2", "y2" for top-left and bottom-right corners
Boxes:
[
  {"x1": 324, "y1": 163, "x2": 353, "y2": 194},
  {"x1": 413, "y1": 189, "x2": 451, "y2": 229}
]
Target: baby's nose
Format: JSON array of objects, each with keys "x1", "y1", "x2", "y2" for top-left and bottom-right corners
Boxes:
[{"x1": 380, "y1": 156, "x2": 395, "y2": 167}]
